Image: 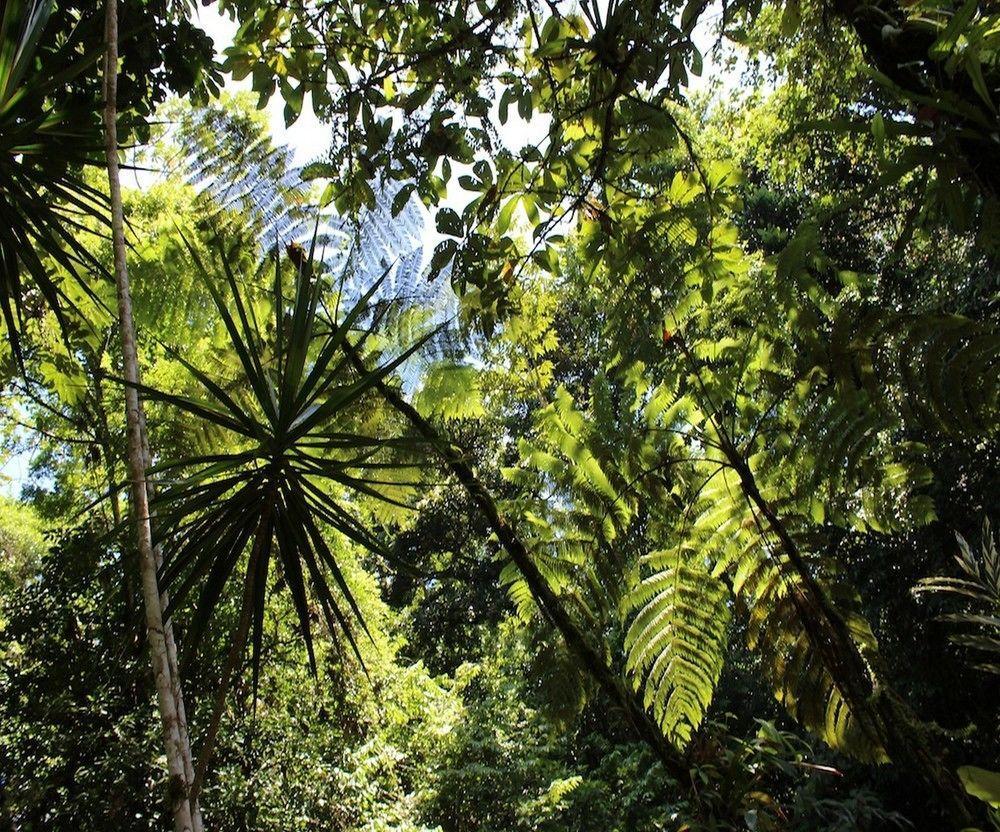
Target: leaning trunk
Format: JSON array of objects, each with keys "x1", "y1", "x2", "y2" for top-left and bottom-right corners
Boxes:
[
  {"x1": 102, "y1": 2, "x2": 196, "y2": 829},
  {"x1": 344, "y1": 344, "x2": 688, "y2": 780},
  {"x1": 729, "y1": 451, "x2": 973, "y2": 825},
  {"x1": 670, "y1": 329, "x2": 973, "y2": 823}
]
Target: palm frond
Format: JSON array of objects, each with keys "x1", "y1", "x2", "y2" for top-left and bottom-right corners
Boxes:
[{"x1": 0, "y1": 0, "x2": 107, "y2": 357}]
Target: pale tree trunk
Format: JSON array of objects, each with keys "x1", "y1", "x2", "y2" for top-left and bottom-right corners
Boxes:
[
  {"x1": 139, "y1": 403, "x2": 203, "y2": 829},
  {"x1": 102, "y1": 2, "x2": 198, "y2": 829}
]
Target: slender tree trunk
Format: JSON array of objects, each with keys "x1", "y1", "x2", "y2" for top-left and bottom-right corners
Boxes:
[
  {"x1": 102, "y1": 3, "x2": 196, "y2": 828},
  {"x1": 139, "y1": 402, "x2": 204, "y2": 830},
  {"x1": 343, "y1": 344, "x2": 689, "y2": 780}
]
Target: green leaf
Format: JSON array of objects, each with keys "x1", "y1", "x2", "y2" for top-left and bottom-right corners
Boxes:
[
  {"x1": 391, "y1": 183, "x2": 416, "y2": 216},
  {"x1": 958, "y1": 765, "x2": 1000, "y2": 808},
  {"x1": 780, "y1": 0, "x2": 801, "y2": 36},
  {"x1": 436, "y1": 207, "x2": 464, "y2": 237},
  {"x1": 143, "y1": 235, "x2": 432, "y2": 689}
]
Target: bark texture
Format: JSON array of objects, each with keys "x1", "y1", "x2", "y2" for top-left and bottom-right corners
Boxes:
[
  {"x1": 102, "y1": 3, "x2": 197, "y2": 828},
  {"x1": 139, "y1": 403, "x2": 204, "y2": 830}
]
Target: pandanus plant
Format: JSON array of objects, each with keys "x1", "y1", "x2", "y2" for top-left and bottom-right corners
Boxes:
[
  {"x1": 136, "y1": 233, "x2": 431, "y2": 796},
  {"x1": 1, "y1": 0, "x2": 107, "y2": 355}
]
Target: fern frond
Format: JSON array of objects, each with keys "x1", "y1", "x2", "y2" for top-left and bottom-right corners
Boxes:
[
  {"x1": 172, "y1": 100, "x2": 464, "y2": 390},
  {"x1": 623, "y1": 548, "x2": 730, "y2": 748},
  {"x1": 914, "y1": 519, "x2": 1000, "y2": 675},
  {"x1": 744, "y1": 555, "x2": 886, "y2": 762},
  {"x1": 823, "y1": 306, "x2": 1000, "y2": 437},
  {"x1": 689, "y1": 465, "x2": 887, "y2": 761},
  {"x1": 497, "y1": 388, "x2": 639, "y2": 625},
  {"x1": 499, "y1": 541, "x2": 587, "y2": 623},
  {"x1": 412, "y1": 361, "x2": 485, "y2": 421},
  {"x1": 745, "y1": 356, "x2": 938, "y2": 537},
  {"x1": 530, "y1": 635, "x2": 590, "y2": 728}
]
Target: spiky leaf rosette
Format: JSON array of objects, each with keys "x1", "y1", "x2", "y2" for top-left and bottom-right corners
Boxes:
[
  {"x1": 0, "y1": 0, "x2": 107, "y2": 356},
  {"x1": 143, "y1": 236, "x2": 431, "y2": 689}
]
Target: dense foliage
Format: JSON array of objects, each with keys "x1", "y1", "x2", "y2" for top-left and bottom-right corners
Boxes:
[{"x1": 1, "y1": 0, "x2": 999, "y2": 830}]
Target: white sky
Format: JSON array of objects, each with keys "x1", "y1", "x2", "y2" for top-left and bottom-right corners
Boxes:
[{"x1": 192, "y1": 7, "x2": 329, "y2": 165}]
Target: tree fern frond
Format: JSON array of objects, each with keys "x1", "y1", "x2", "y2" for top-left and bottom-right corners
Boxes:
[
  {"x1": 823, "y1": 306, "x2": 1000, "y2": 437},
  {"x1": 769, "y1": 371, "x2": 937, "y2": 535},
  {"x1": 623, "y1": 548, "x2": 730, "y2": 749},
  {"x1": 497, "y1": 386, "x2": 641, "y2": 624},
  {"x1": 744, "y1": 558, "x2": 886, "y2": 762},
  {"x1": 499, "y1": 542, "x2": 586, "y2": 623},
  {"x1": 411, "y1": 360, "x2": 484, "y2": 421},
  {"x1": 684, "y1": 465, "x2": 888, "y2": 761},
  {"x1": 172, "y1": 100, "x2": 465, "y2": 392},
  {"x1": 529, "y1": 634, "x2": 590, "y2": 728}
]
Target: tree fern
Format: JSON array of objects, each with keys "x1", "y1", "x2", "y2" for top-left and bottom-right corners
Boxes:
[
  {"x1": 499, "y1": 387, "x2": 634, "y2": 622},
  {"x1": 813, "y1": 304, "x2": 1000, "y2": 438},
  {"x1": 171, "y1": 98, "x2": 463, "y2": 391},
  {"x1": 617, "y1": 368, "x2": 899, "y2": 761},
  {"x1": 695, "y1": 465, "x2": 887, "y2": 761}
]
